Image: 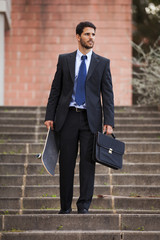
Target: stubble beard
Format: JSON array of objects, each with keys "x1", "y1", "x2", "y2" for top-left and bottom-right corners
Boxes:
[{"x1": 80, "y1": 38, "x2": 94, "y2": 49}]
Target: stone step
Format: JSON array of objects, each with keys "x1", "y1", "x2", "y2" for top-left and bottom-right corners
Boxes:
[
  {"x1": 16, "y1": 197, "x2": 160, "y2": 211},
  {"x1": 0, "y1": 176, "x2": 23, "y2": 186},
  {"x1": 0, "y1": 106, "x2": 44, "y2": 111},
  {"x1": 0, "y1": 143, "x2": 27, "y2": 154},
  {"x1": 115, "y1": 105, "x2": 159, "y2": 111},
  {"x1": 0, "y1": 231, "x2": 122, "y2": 240},
  {"x1": 1, "y1": 152, "x2": 160, "y2": 164},
  {"x1": 1, "y1": 208, "x2": 160, "y2": 215},
  {"x1": 116, "y1": 125, "x2": 160, "y2": 131},
  {"x1": 1, "y1": 124, "x2": 160, "y2": 133},
  {"x1": 0, "y1": 118, "x2": 41, "y2": 125},
  {"x1": 1, "y1": 138, "x2": 160, "y2": 144},
  {"x1": 1, "y1": 185, "x2": 160, "y2": 198},
  {"x1": 0, "y1": 133, "x2": 45, "y2": 141},
  {"x1": 1, "y1": 162, "x2": 160, "y2": 175},
  {"x1": 124, "y1": 153, "x2": 160, "y2": 163},
  {"x1": 0, "y1": 112, "x2": 40, "y2": 118},
  {"x1": 0, "y1": 105, "x2": 158, "y2": 112},
  {"x1": 0, "y1": 105, "x2": 160, "y2": 238},
  {"x1": 115, "y1": 112, "x2": 160, "y2": 118},
  {"x1": 0, "y1": 187, "x2": 22, "y2": 198},
  {"x1": 0, "y1": 214, "x2": 160, "y2": 231},
  {"x1": 1, "y1": 110, "x2": 160, "y2": 118},
  {"x1": 1, "y1": 131, "x2": 160, "y2": 142},
  {"x1": 1, "y1": 142, "x2": 160, "y2": 154},
  {"x1": 125, "y1": 143, "x2": 160, "y2": 152},
  {"x1": 1, "y1": 231, "x2": 160, "y2": 240},
  {"x1": 116, "y1": 132, "x2": 160, "y2": 139},
  {"x1": 0, "y1": 164, "x2": 25, "y2": 175},
  {"x1": 24, "y1": 185, "x2": 160, "y2": 198},
  {"x1": 0, "y1": 107, "x2": 159, "y2": 113},
  {"x1": 0, "y1": 154, "x2": 28, "y2": 163},
  {"x1": 120, "y1": 138, "x2": 160, "y2": 142},
  {"x1": 3, "y1": 139, "x2": 160, "y2": 144},
  {"x1": 23, "y1": 174, "x2": 160, "y2": 186},
  {"x1": 0, "y1": 125, "x2": 46, "y2": 133},
  {"x1": 115, "y1": 118, "x2": 160, "y2": 125},
  {"x1": 1, "y1": 117, "x2": 160, "y2": 126},
  {"x1": 1, "y1": 174, "x2": 160, "y2": 186}
]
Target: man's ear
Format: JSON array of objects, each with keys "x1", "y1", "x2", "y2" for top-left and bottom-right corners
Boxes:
[{"x1": 76, "y1": 34, "x2": 81, "y2": 42}]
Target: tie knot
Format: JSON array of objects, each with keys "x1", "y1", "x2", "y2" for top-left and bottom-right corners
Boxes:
[{"x1": 81, "y1": 55, "x2": 87, "y2": 61}]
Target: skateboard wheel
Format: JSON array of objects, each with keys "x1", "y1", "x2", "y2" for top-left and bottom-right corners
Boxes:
[{"x1": 36, "y1": 153, "x2": 42, "y2": 159}]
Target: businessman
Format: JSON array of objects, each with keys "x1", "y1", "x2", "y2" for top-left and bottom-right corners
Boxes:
[{"x1": 44, "y1": 21, "x2": 114, "y2": 214}]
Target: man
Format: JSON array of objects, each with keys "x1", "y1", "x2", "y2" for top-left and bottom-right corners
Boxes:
[{"x1": 44, "y1": 21, "x2": 114, "y2": 214}]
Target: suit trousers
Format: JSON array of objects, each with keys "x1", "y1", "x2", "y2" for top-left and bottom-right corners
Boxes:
[{"x1": 59, "y1": 108, "x2": 95, "y2": 211}]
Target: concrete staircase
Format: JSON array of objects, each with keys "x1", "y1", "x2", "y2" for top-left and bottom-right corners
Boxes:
[{"x1": 0, "y1": 106, "x2": 160, "y2": 240}]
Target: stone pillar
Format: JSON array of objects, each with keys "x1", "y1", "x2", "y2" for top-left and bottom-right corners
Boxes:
[
  {"x1": 0, "y1": 14, "x2": 5, "y2": 105},
  {"x1": 0, "y1": 0, "x2": 11, "y2": 105}
]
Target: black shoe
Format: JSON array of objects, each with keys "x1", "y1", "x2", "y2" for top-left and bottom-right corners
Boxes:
[
  {"x1": 78, "y1": 208, "x2": 88, "y2": 214},
  {"x1": 58, "y1": 208, "x2": 72, "y2": 214}
]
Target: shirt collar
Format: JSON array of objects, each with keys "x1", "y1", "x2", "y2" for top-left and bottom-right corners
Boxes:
[{"x1": 77, "y1": 49, "x2": 93, "y2": 60}]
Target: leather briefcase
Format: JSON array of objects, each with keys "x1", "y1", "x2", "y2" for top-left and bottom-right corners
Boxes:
[{"x1": 93, "y1": 131, "x2": 125, "y2": 170}]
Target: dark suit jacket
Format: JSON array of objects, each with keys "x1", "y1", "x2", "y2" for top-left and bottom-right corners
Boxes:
[{"x1": 45, "y1": 51, "x2": 114, "y2": 134}]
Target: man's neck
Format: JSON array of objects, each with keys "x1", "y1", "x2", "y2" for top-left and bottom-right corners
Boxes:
[{"x1": 78, "y1": 46, "x2": 92, "y2": 55}]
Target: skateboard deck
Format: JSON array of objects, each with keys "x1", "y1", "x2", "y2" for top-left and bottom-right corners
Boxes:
[{"x1": 41, "y1": 128, "x2": 59, "y2": 176}]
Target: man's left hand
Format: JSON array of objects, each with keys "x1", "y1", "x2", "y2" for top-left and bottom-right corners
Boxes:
[{"x1": 103, "y1": 125, "x2": 113, "y2": 135}]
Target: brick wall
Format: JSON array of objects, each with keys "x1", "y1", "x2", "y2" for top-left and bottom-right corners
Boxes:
[{"x1": 5, "y1": 0, "x2": 132, "y2": 106}]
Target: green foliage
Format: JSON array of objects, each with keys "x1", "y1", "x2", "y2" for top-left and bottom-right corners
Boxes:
[
  {"x1": 132, "y1": 36, "x2": 160, "y2": 105},
  {"x1": 51, "y1": 194, "x2": 57, "y2": 198},
  {"x1": 104, "y1": 182, "x2": 109, "y2": 186},
  {"x1": 3, "y1": 210, "x2": 9, "y2": 215},
  {"x1": 132, "y1": 0, "x2": 160, "y2": 49},
  {"x1": 11, "y1": 228, "x2": 23, "y2": 232},
  {"x1": 41, "y1": 193, "x2": 57, "y2": 198},
  {"x1": 129, "y1": 192, "x2": 139, "y2": 197},
  {"x1": 42, "y1": 193, "x2": 49, "y2": 197},
  {"x1": 39, "y1": 167, "x2": 45, "y2": 174},
  {"x1": 136, "y1": 226, "x2": 145, "y2": 231},
  {"x1": 57, "y1": 225, "x2": 63, "y2": 230}
]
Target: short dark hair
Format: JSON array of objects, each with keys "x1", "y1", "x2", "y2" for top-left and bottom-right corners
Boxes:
[{"x1": 76, "y1": 21, "x2": 96, "y2": 36}]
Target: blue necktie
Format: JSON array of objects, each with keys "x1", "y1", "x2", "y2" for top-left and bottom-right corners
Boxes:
[{"x1": 75, "y1": 55, "x2": 87, "y2": 106}]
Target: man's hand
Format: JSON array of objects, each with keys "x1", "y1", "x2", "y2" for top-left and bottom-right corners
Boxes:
[
  {"x1": 103, "y1": 125, "x2": 113, "y2": 135},
  {"x1": 44, "y1": 120, "x2": 54, "y2": 130}
]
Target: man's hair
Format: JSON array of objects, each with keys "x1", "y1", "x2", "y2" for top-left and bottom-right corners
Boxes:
[{"x1": 76, "y1": 21, "x2": 96, "y2": 36}]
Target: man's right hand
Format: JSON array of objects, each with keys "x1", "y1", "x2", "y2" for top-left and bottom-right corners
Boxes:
[{"x1": 44, "y1": 120, "x2": 54, "y2": 130}]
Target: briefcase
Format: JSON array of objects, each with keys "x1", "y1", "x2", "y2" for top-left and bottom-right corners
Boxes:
[{"x1": 93, "y1": 132, "x2": 125, "y2": 170}]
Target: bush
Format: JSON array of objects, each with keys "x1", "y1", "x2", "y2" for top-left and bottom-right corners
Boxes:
[{"x1": 132, "y1": 36, "x2": 160, "y2": 105}]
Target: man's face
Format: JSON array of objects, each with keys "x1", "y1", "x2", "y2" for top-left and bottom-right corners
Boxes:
[{"x1": 77, "y1": 27, "x2": 96, "y2": 49}]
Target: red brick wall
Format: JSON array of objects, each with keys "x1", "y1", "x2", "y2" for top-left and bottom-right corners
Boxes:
[{"x1": 5, "y1": 0, "x2": 132, "y2": 106}]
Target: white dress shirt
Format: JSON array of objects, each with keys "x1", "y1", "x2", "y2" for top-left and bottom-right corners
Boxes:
[{"x1": 69, "y1": 49, "x2": 92, "y2": 109}]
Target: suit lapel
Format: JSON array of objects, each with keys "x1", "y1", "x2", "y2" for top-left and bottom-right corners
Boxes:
[
  {"x1": 67, "y1": 51, "x2": 99, "y2": 83},
  {"x1": 86, "y1": 52, "x2": 99, "y2": 81},
  {"x1": 67, "y1": 51, "x2": 77, "y2": 83}
]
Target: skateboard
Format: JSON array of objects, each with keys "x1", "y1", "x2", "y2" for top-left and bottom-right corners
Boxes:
[{"x1": 37, "y1": 127, "x2": 59, "y2": 176}]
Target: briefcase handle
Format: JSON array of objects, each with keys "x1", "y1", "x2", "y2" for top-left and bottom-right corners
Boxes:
[{"x1": 103, "y1": 132, "x2": 116, "y2": 139}]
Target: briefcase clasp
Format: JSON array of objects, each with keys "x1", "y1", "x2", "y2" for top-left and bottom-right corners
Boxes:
[{"x1": 109, "y1": 148, "x2": 113, "y2": 154}]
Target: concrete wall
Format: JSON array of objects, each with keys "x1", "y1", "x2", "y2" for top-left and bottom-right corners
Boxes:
[{"x1": 4, "y1": 0, "x2": 132, "y2": 106}]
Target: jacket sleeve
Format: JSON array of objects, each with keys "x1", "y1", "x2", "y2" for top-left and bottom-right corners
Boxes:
[
  {"x1": 45, "y1": 55, "x2": 62, "y2": 121},
  {"x1": 101, "y1": 59, "x2": 114, "y2": 128}
]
